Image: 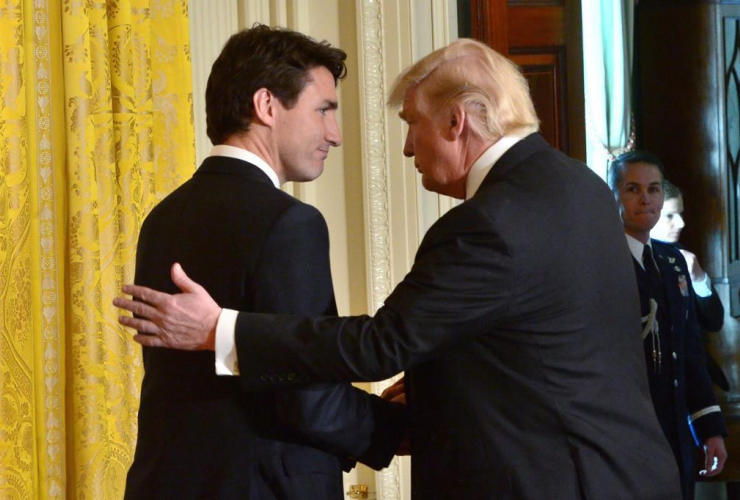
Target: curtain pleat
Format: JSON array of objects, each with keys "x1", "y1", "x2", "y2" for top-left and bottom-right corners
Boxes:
[{"x1": 0, "y1": 1, "x2": 195, "y2": 498}]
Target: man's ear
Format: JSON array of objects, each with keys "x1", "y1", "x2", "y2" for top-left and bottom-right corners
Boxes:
[
  {"x1": 253, "y1": 88, "x2": 276, "y2": 127},
  {"x1": 447, "y1": 104, "x2": 466, "y2": 140}
]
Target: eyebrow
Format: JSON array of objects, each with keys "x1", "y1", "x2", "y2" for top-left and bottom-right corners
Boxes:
[
  {"x1": 625, "y1": 181, "x2": 662, "y2": 186},
  {"x1": 323, "y1": 100, "x2": 339, "y2": 110}
]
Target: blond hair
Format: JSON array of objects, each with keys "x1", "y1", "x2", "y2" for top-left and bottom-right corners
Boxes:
[{"x1": 388, "y1": 39, "x2": 539, "y2": 141}]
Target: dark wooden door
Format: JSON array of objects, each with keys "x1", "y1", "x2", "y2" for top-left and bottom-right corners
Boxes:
[
  {"x1": 636, "y1": 0, "x2": 740, "y2": 483},
  {"x1": 467, "y1": 0, "x2": 585, "y2": 160}
]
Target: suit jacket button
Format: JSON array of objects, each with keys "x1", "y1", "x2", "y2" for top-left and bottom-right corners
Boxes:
[
  {"x1": 674, "y1": 380, "x2": 679, "y2": 388},
  {"x1": 287, "y1": 373, "x2": 296, "y2": 381},
  {"x1": 672, "y1": 352, "x2": 677, "y2": 360},
  {"x1": 260, "y1": 374, "x2": 268, "y2": 381}
]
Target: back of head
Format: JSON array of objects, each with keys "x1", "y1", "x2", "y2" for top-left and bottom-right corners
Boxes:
[
  {"x1": 206, "y1": 24, "x2": 347, "y2": 145},
  {"x1": 662, "y1": 179, "x2": 682, "y2": 201},
  {"x1": 387, "y1": 39, "x2": 539, "y2": 141},
  {"x1": 608, "y1": 150, "x2": 665, "y2": 196}
]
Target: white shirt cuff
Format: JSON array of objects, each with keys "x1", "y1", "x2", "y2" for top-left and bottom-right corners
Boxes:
[
  {"x1": 215, "y1": 308, "x2": 239, "y2": 375},
  {"x1": 691, "y1": 274, "x2": 712, "y2": 298}
]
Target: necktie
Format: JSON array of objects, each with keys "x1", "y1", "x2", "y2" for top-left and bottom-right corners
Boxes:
[{"x1": 642, "y1": 244, "x2": 664, "y2": 298}]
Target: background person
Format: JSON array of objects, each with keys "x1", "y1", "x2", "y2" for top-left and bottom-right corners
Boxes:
[
  {"x1": 608, "y1": 151, "x2": 728, "y2": 500},
  {"x1": 651, "y1": 179, "x2": 729, "y2": 391}
]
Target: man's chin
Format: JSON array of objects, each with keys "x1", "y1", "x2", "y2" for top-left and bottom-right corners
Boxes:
[{"x1": 295, "y1": 165, "x2": 324, "y2": 183}]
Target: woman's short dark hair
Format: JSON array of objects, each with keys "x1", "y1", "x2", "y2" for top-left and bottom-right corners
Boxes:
[
  {"x1": 205, "y1": 24, "x2": 347, "y2": 145},
  {"x1": 607, "y1": 150, "x2": 665, "y2": 195}
]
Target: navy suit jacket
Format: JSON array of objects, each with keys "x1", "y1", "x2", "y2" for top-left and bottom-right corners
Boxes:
[
  {"x1": 634, "y1": 240, "x2": 727, "y2": 496},
  {"x1": 232, "y1": 134, "x2": 682, "y2": 499},
  {"x1": 125, "y1": 156, "x2": 405, "y2": 500}
]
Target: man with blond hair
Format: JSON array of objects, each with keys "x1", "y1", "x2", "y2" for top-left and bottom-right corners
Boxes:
[{"x1": 116, "y1": 39, "x2": 681, "y2": 498}]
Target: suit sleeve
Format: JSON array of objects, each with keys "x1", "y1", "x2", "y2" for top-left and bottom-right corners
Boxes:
[
  {"x1": 235, "y1": 201, "x2": 513, "y2": 384},
  {"x1": 679, "y1": 260, "x2": 728, "y2": 441},
  {"x1": 694, "y1": 286, "x2": 724, "y2": 333},
  {"x1": 250, "y1": 202, "x2": 405, "y2": 470}
]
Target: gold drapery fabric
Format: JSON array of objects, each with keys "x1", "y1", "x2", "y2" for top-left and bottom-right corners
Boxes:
[{"x1": 0, "y1": 1, "x2": 195, "y2": 498}]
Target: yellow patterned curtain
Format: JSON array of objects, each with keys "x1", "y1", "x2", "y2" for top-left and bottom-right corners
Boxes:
[{"x1": 0, "y1": 1, "x2": 195, "y2": 498}]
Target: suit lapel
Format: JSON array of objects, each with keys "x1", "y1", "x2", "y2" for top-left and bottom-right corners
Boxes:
[
  {"x1": 653, "y1": 243, "x2": 679, "y2": 296},
  {"x1": 652, "y1": 241, "x2": 688, "y2": 333}
]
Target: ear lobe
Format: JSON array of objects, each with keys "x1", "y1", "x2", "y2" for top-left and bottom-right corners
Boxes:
[
  {"x1": 448, "y1": 105, "x2": 466, "y2": 139},
  {"x1": 253, "y1": 88, "x2": 276, "y2": 126}
]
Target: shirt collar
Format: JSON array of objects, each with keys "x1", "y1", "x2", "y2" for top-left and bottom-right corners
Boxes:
[
  {"x1": 208, "y1": 145, "x2": 280, "y2": 188},
  {"x1": 625, "y1": 233, "x2": 652, "y2": 270},
  {"x1": 465, "y1": 132, "x2": 528, "y2": 200}
]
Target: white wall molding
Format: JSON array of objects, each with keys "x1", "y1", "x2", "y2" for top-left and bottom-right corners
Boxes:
[{"x1": 358, "y1": 0, "x2": 416, "y2": 497}]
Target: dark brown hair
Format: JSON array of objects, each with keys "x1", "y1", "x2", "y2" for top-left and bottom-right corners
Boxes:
[
  {"x1": 607, "y1": 150, "x2": 665, "y2": 196},
  {"x1": 205, "y1": 24, "x2": 347, "y2": 145}
]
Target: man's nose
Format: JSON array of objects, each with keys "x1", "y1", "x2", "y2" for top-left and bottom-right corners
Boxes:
[
  {"x1": 327, "y1": 117, "x2": 342, "y2": 147},
  {"x1": 675, "y1": 214, "x2": 685, "y2": 229},
  {"x1": 403, "y1": 133, "x2": 413, "y2": 158}
]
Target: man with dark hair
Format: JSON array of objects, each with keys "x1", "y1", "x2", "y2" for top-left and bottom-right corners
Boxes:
[
  {"x1": 608, "y1": 150, "x2": 728, "y2": 500},
  {"x1": 123, "y1": 25, "x2": 404, "y2": 500},
  {"x1": 117, "y1": 39, "x2": 681, "y2": 499},
  {"x1": 651, "y1": 179, "x2": 729, "y2": 392}
]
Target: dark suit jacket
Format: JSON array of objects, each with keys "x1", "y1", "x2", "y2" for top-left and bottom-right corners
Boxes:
[
  {"x1": 695, "y1": 279, "x2": 729, "y2": 391},
  {"x1": 634, "y1": 240, "x2": 727, "y2": 498},
  {"x1": 234, "y1": 134, "x2": 682, "y2": 499},
  {"x1": 695, "y1": 285, "x2": 724, "y2": 333},
  {"x1": 125, "y1": 156, "x2": 405, "y2": 500}
]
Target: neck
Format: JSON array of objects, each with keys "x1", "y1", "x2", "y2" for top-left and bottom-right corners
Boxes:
[
  {"x1": 453, "y1": 136, "x2": 498, "y2": 199},
  {"x1": 625, "y1": 228, "x2": 650, "y2": 244},
  {"x1": 222, "y1": 130, "x2": 283, "y2": 184},
  {"x1": 468, "y1": 137, "x2": 498, "y2": 167}
]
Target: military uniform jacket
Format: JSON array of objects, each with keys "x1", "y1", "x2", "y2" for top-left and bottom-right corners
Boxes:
[{"x1": 633, "y1": 239, "x2": 727, "y2": 496}]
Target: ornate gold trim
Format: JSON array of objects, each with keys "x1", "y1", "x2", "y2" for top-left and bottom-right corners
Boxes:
[{"x1": 34, "y1": 1, "x2": 64, "y2": 496}]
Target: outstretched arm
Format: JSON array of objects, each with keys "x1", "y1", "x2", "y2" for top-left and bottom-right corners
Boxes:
[{"x1": 116, "y1": 202, "x2": 513, "y2": 384}]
